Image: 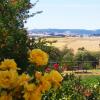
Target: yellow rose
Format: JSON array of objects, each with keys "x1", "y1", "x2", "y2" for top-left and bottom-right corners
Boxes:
[
  {"x1": 50, "y1": 70, "x2": 63, "y2": 82},
  {"x1": 49, "y1": 70, "x2": 63, "y2": 88},
  {"x1": 17, "y1": 73, "x2": 31, "y2": 86},
  {"x1": 43, "y1": 73, "x2": 50, "y2": 81},
  {"x1": 0, "y1": 59, "x2": 17, "y2": 70},
  {"x1": 24, "y1": 83, "x2": 36, "y2": 92},
  {"x1": 24, "y1": 90, "x2": 41, "y2": 100},
  {"x1": 24, "y1": 83, "x2": 42, "y2": 100},
  {"x1": 31, "y1": 85, "x2": 42, "y2": 100},
  {"x1": 0, "y1": 92, "x2": 12, "y2": 100},
  {"x1": 0, "y1": 70, "x2": 18, "y2": 89},
  {"x1": 31, "y1": 90, "x2": 42, "y2": 100},
  {"x1": 41, "y1": 80, "x2": 51, "y2": 93},
  {"x1": 28, "y1": 49, "x2": 49, "y2": 66},
  {"x1": 35, "y1": 71, "x2": 42, "y2": 80}
]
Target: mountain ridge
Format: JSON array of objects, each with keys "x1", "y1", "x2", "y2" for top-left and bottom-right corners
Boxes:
[{"x1": 28, "y1": 29, "x2": 100, "y2": 37}]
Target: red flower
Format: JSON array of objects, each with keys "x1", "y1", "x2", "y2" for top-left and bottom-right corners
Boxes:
[
  {"x1": 45, "y1": 67, "x2": 51, "y2": 73},
  {"x1": 53, "y1": 64, "x2": 59, "y2": 70},
  {"x1": 83, "y1": 89, "x2": 92, "y2": 97}
]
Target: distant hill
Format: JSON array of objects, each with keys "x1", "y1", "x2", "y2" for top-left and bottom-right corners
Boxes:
[{"x1": 28, "y1": 29, "x2": 100, "y2": 37}]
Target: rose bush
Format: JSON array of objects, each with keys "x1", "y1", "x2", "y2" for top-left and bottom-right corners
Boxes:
[{"x1": 0, "y1": 49, "x2": 63, "y2": 100}]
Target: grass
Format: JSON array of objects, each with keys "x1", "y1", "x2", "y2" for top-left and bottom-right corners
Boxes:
[
  {"x1": 63, "y1": 69, "x2": 100, "y2": 87},
  {"x1": 80, "y1": 75, "x2": 100, "y2": 87},
  {"x1": 45, "y1": 37, "x2": 100, "y2": 53}
]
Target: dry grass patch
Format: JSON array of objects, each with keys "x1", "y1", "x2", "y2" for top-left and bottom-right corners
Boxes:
[{"x1": 45, "y1": 37, "x2": 100, "y2": 53}]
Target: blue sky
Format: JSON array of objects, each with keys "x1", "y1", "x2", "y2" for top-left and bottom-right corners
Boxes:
[{"x1": 24, "y1": 0, "x2": 100, "y2": 30}]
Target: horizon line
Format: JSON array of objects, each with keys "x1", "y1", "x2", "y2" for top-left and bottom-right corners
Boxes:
[{"x1": 27, "y1": 28, "x2": 100, "y2": 30}]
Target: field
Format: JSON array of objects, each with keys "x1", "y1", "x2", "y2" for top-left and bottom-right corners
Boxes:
[{"x1": 46, "y1": 37, "x2": 100, "y2": 53}]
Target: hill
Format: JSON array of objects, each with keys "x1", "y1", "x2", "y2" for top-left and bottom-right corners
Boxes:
[{"x1": 28, "y1": 29, "x2": 100, "y2": 37}]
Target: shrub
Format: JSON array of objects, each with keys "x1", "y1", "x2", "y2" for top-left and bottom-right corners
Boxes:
[
  {"x1": 0, "y1": 49, "x2": 63, "y2": 100},
  {"x1": 0, "y1": 0, "x2": 42, "y2": 72}
]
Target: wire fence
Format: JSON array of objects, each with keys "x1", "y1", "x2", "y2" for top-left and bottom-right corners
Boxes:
[
  {"x1": 48, "y1": 60, "x2": 100, "y2": 70},
  {"x1": 49, "y1": 61, "x2": 99, "y2": 64}
]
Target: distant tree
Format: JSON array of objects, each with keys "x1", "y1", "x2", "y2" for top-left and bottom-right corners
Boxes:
[
  {"x1": 78, "y1": 47, "x2": 85, "y2": 51},
  {"x1": 90, "y1": 51, "x2": 100, "y2": 68},
  {"x1": 61, "y1": 46, "x2": 74, "y2": 69},
  {"x1": 74, "y1": 49, "x2": 98, "y2": 69},
  {"x1": 83, "y1": 62, "x2": 92, "y2": 71}
]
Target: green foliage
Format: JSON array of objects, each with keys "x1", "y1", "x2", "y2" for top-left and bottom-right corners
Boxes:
[
  {"x1": 0, "y1": 0, "x2": 61, "y2": 70},
  {"x1": 0, "y1": 0, "x2": 42, "y2": 71},
  {"x1": 61, "y1": 47, "x2": 74, "y2": 69},
  {"x1": 80, "y1": 75, "x2": 100, "y2": 87},
  {"x1": 83, "y1": 62, "x2": 92, "y2": 70},
  {"x1": 74, "y1": 49, "x2": 98, "y2": 69},
  {"x1": 90, "y1": 51, "x2": 100, "y2": 66},
  {"x1": 42, "y1": 74, "x2": 100, "y2": 100}
]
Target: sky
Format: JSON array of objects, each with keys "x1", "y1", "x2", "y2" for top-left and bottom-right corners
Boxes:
[{"x1": 24, "y1": 0, "x2": 100, "y2": 30}]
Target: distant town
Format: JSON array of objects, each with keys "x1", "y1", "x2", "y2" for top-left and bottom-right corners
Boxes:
[{"x1": 28, "y1": 29, "x2": 100, "y2": 37}]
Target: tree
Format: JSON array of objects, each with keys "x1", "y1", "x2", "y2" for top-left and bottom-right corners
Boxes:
[
  {"x1": 90, "y1": 51, "x2": 100, "y2": 68},
  {"x1": 0, "y1": 0, "x2": 42, "y2": 71},
  {"x1": 61, "y1": 46, "x2": 74, "y2": 69},
  {"x1": 83, "y1": 62, "x2": 92, "y2": 70},
  {"x1": 74, "y1": 49, "x2": 98, "y2": 69}
]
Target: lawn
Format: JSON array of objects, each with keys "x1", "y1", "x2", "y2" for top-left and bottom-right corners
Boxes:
[
  {"x1": 80, "y1": 75, "x2": 100, "y2": 87},
  {"x1": 63, "y1": 69, "x2": 100, "y2": 87}
]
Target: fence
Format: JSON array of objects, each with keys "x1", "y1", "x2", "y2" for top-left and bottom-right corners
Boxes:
[{"x1": 49, "y1": 60, "x2": 100, "y2": 70}]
